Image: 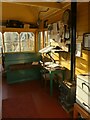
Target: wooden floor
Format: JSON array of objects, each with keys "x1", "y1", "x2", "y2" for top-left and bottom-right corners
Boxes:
[{"x1": 2, "y1": 75, "x2": 71, "y2": 119}]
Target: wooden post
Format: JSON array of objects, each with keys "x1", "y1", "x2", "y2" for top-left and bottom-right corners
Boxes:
[{"x1": 71, "y1": 2, "x2": 77, "y2": 81}]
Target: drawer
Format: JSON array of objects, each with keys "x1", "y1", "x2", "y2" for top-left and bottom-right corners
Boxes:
[
  {"x1": 76, "y1": 95, "x2": 90, "y2": 113},
  {"x1": 76, "y1": 86, "x2": 90, "y2": 106},
  {"x1": 77, "y1": 77, "x2": 90, "y2": 94}
]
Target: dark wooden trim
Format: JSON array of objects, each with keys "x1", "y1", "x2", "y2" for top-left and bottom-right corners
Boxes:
[{"x1": 71, "y1": 2, "x2": 77, "y2": 81}]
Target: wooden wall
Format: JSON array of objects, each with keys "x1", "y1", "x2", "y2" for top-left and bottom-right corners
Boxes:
[
  {"x1": 40, "y1": 3, "x2": 70, "y2": 28},
  {"x1": 76, "y1": 2, "x2": 90, "y2": 74},
  {"x1": 42, "y1": 2, "x2": 90, "y2": 78},
  {"x1": 77, "y1": 2, "x2": 89, "y2": 36},
  {"x1": 76, "y1": 50, "x2": 90, "y2": 75},
  {"x1": 89, "y1": 2, "x2": 90, "y2": 32}
]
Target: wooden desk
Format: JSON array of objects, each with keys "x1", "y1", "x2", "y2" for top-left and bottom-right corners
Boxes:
[
  {"x1": 42, "y1": 66, "x2": 66, "y2": 96},
  {"x1": 49, "y1": 67, "x2": 66, "y2": 96},
  {"x1": 73, "y1": 103, "x2": 90, "y2": 120}
]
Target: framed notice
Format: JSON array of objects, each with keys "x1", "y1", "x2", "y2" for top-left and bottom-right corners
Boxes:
[{"x1": 83, "y1": 33, "x2": 90, "y2": 50}]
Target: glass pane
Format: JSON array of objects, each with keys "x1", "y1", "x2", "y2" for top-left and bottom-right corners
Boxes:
[
  {"x1": 44, "y1": 31, "x2": 48, "y2": 47},
  {"x1": 0, "y1": 32, "x2": 2, "y2": 46},
  {"x1": 4, "y1": 32, "x2": 20, "y2": 52},
  {"x1": 4, "y1": 32, "x2": 19, "y2": 42},
  {"x1": 48, "y1": 31, "x2": 51, "y2": 46},
  {"x1": 20, "y1": 32, "x2": 35, "y2": 52},
  {"x1": 4, "y1": 42, "x2": 20, "y2": 52},
  {"x1": 4, "y1": 43, "x2": 12, "y2": 52},
  {"x1": 40, "y1": 32, "x2": 43, "y2": 49},
  {"x1": 0, "y1": 32, "x2": 2, "y2": 55}
]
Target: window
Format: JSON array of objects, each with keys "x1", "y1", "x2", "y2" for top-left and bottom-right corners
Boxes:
[
  {"x1": 44, "y1": 31, "x2": 48, "y2": 47},
  {"x1": 38, "y1": 31, "x2": 51, "y2": 51},
  {"x1": 20, "y1": 32, "x2": 35, "y2": 52},
  {"x1": 4, "y1": 32, "x2": 20, "y2": 52},
  {"x1": 3, "y1": 32, "x2": 35, "y2": 53},
  {"x1": 38, "y1": 32, "x2": 43, "y2": 51},
  {"x1": 0, "y1": 32, "x2": 3, "y2": 54},
  {"x1": 47, "y1": 31, "x2": 51, "y2": 46}
]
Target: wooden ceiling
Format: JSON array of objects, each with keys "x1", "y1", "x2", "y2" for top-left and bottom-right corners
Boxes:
[{"x1": 1, "y1": 2, "x2": 70, "y2": 24}]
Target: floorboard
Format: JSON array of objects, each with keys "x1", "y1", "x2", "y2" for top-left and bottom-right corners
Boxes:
[{"x1": 2, "y1": 76, "x2": 70, "y2": 119}]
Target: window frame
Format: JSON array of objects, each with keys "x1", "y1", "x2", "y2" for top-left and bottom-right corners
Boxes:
[{"x1": 3, "y1": 31, "x2": 35, "y2": 53}]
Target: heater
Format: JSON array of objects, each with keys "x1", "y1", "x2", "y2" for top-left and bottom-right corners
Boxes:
[{"x1": 58, "y1": 80, "x2": 76, "y2": 111}]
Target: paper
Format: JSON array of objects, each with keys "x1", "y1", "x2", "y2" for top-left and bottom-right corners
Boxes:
[
  {"x1": 47, "y1": 63, "x2": 60, "y2": 68},
  {"x1": 39, "y1": 46, "x2": 54, "y2": 53}
]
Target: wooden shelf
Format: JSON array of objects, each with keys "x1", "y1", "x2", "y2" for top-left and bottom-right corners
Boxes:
[{"x1": 0, "y1": 27, "x2": 37, "y2": 33}]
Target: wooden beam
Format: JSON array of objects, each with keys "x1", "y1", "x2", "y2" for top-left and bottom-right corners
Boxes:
[
  {"x1": 40, "y1": 2, "x2": 70, "y2": 20},
  {"x1": 88, "y1": 2, "x2": 90, "y2": 32},
  {"x1": 0, "y1": 27, "x2": 37, "y2": 33},
  {"x1": 70, "y1": 2, "x2": 77, "y2": 81},
  {"x1": 41, "y1": 9, "x2": 61, "y2": 20},
  {"x1": 14, "y1": 2, "x2": 63, "y2": 9}
]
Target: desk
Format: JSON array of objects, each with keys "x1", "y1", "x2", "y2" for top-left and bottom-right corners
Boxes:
[
  {"x1": 44, "y1": 66, "x2": 66, "y2": 96},
  {"x1": 73, "y1": 103, "x2": 90, "y2": 120}
]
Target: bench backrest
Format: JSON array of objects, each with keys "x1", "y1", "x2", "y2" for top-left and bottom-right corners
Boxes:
[{"x1": 4, "y1": 52, "x2": 42, "y2": 70}]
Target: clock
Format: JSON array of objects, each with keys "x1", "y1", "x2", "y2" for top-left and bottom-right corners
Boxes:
[{"x1": 62, "y1": 9, "x2": 71, "y2": 26}]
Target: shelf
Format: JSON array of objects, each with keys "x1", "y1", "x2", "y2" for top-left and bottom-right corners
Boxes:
[{"x1": 0, "y1": 27, "x2": 37, "y2": 33}]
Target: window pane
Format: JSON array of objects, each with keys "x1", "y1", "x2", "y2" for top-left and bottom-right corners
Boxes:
[
  {"x1": 4, "y1": 32, "x2": 19, "y2": 42},
  {"x1": 44, "y1": 31, "x2": 48, "y2": 47},
  {"x1": 4, "y1": 43, "x2": 12, "y2": 52},
  {"x1": 48, "y1": 31, "x2": 51, "y2": 46},
  {"x1": 0, "y1": 32, "x2": 2, "y2": 46},
  {"x1": 4, "y1": 42, "x2": 20, "y2": 52},
  {"x1": 4, "y1": 32, "x2": 20, "y2": 52},
  {"x1": 38, "y1": 32, "x2": 43, "y2": 50},
  {"x1": 20, "y1": 32, "x2": 35, "y2": 52},
  {"x1": 0, "y1": 32, "x2": 2, "y2": 54}
]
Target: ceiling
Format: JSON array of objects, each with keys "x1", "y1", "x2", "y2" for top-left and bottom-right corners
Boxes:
[{"x1": 0, "y1": 2, "x2": 70, "y2": 25}]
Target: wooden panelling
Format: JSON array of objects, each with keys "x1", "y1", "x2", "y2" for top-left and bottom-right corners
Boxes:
[
  {"x1": 75, "y1": 50, "x2": 90, "y2": 74},
  {"x1": 1, "y1": 2, "x2": 90, "y2": 76},
  {"x1": 0, "y1": 27, "x2": 37, "y2": 33},
  {"x1": 16, "y1": 2, "x2": 63, "y2": 9},
  {"x1": 77, "y1": 3, "x2": 89, "y2": 36},
  {"x1": 59, "y1": 52, "x2": 71, "y2": 70},
  {"x1": 1, "y1": 2, "x2": 70, "y2": 26},
  {"x1": 41, "y1": 3, "x2": 70, "y2": 26},
  {"x1": 50, "y1": 3, "x2": 90, "y2": 75},
  {"x1": 44, "y1": 2, "x2": 90, "y2": 76},
  {"x1": 58, "y1": 50, "x2": 90, "y2": 75},
  {"x1": 2, "y1": 2, "x2": 38, "y2": 23},
  {"x1": 88, "y1": 2, "x2": 90, "y2": 32},
  {"x1": 76, "y1": 3, "x2": 90, "y2": 74},
  {"x1": 47, "y1": 12, "x2": 63, "y2": 24}
]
